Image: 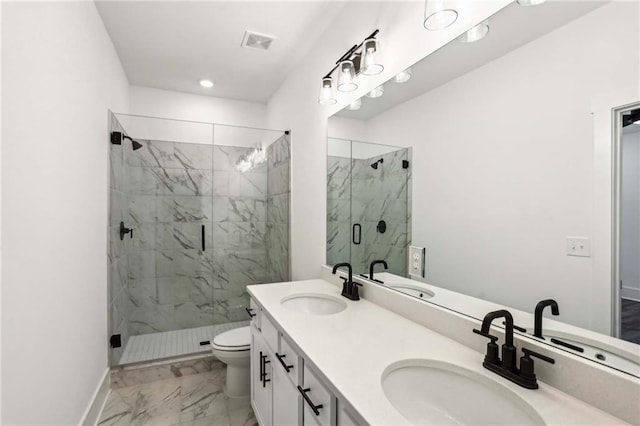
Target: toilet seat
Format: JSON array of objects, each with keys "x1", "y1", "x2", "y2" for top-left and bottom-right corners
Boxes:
[{"x1": 211, "y1": 326, "x2": 251, "y2": 352}]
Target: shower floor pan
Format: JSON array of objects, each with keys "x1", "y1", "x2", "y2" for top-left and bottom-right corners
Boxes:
[{"x1": 119, "y1": 320, "x2": 249, "y2": 365}]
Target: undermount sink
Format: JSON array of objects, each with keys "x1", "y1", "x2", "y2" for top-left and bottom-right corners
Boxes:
[
  {"x1": 387, "y1": 283, "x2": 435, "y2": 299},
  {"x1": 382, "y1": 360, "x2": 544, "y2": 425},
  {"x1": 281, "y1": 293, "x2": 347, "y2": 315}
]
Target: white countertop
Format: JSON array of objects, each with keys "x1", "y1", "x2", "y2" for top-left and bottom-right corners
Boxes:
[{"x1": 248, "y1": 279, "x2": 626, "y2": 425}]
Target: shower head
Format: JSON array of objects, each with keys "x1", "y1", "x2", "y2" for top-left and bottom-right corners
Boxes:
[
  {"x1": 123, "y1": 135, "x2": 143, "y2": 151},
  {"x1": 370, "y1": 158, "x2": 384, "y2": 169}
]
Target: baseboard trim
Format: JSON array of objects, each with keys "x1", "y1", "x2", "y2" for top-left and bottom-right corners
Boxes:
[
  {"x1": 621, "y1": 286, "x2": 640, "y2": 302},
  {"x1": 79, "y1": 368, "x2": 110, "y2": 426}
]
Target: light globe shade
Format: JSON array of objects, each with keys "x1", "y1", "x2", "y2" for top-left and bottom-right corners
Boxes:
[
  {"x1": 361, "y1": 38, "x2": 384, "y2": 76},
  {"x1": 366, "y1": 85, "x2": 384, "y2": 99},
  {"x1": 458, "y1": 20, "x2": 489, "y2": 43},
  {"x1": 424, "y1": 0, "x2": 458, "y2": 31},
  {"x1": 318, "y1": 77, "x2": 337, "y2": 105},
  {"x1": 337, "y1": 60, "x2": 357, "y2": 92},
  {"x1": 394, "y1": 68, "x2": 412, "y2": 83}
]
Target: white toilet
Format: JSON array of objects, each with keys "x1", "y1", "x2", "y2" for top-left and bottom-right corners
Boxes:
[{"x1": 211, "y1": 326, "x2": 251, "y2": 398}]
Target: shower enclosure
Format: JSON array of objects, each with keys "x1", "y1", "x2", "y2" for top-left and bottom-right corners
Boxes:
[
  {"x1": 326, "y1": 138, "x2": 411, "y2": 277},
  {"x1": 108, "y1": 113, "x2": 290, "y2": 365}
]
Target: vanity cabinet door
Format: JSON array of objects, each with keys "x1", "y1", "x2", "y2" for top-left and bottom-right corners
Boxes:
[
  {"x1": 251, "y1": 328, "x2": 273, "y2": 426},
  {"x1": 272, "y1": 354, "x2": 300, "y2": 426},
  {"x1": 302, "y1": 364, "x2": 333, "y2": 426}
]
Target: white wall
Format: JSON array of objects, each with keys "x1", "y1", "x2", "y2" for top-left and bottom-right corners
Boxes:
[
  {"x1": 128, "y1": 85, "x2": 267, "y2": 129},
  {"x1": 366, "y1": 2, "x2": 639, "y2": 331},
  {"x1": 267, "y1": 0, "x2": 508, "y2": 280},
  {"x1": 1, "y1": 2, "x2": 129, "y2": 424},
  {"x1": 328, "y1": 116, "x2": 368, "y2": 142},
  {"x1": 621, "y1": 127, "x2": 640, "y2": 301}
]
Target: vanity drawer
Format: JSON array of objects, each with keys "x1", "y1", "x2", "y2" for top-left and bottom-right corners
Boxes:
[
  {"x1": 260, "y1": 311, "x2": 279, "y2": 354},
  {"x1": 276, "y1": 334, "x2": 300, "y2": 385},
  {"x1": 302, "y1": 364, "x2": 332, "y2": 426},
  {"x1": 249, "y1": 298, "x2": 261, "y2": 330}
]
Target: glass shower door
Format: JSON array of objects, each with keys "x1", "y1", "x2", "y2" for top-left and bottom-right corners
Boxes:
[{"x1": 350, "y1": 141, "x2": 410, "y2": 277}]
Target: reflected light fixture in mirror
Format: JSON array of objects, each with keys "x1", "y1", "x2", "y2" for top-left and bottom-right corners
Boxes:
[
  {"x1": 318, "y1": 77, "x2": 337, "y2": 105},
  {"x1": 338, "y1": 60, "x2": 358, "y2": 92},
  {"x1": 516, "y1": 0, "x2": 546, "y2": 5},
  {"x1": 361, "y1": 38, "x2": 384, "y2": 76},
  {"x1": 424, "y1": 0, "x2": 458, "y2": 31},
  {"x1": 348, "y1": 98, "x2": 362, "y2": 110},
  {"x1": 394, "y1": 68, "x2": 412, "y2": 83},
  {"x1": 366, "y1": 85, "x2": 384, "y2": 98},
  {"x1": 458, "y1": 20, "x2": 489, "y2": 43}
]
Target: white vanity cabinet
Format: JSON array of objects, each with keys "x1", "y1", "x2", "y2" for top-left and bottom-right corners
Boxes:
[{"x1": 250, "y1": 298, "x2": 351, "y2": 426}]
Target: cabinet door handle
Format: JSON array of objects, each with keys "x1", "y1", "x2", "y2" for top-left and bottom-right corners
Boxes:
[
  {"x1": 246, "y1": 307, "x2": 256, "y2": 318},
  {"x1": 297, "y1": 386, "x2": 323, "y2": 416},
  {"x1": 275, "y1": 352, "x2": 293, "y2": 373},
  {"x1": 259, "y1": 351, "x2": 264, "y2": 378},
  {"x1": 260, "y1": 353, "x2": 270, "y2": 387}
]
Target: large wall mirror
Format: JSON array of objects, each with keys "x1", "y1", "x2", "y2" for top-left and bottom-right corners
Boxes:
[{"x1": 326, "y1": 0, "x2": 640, "y2": 377}]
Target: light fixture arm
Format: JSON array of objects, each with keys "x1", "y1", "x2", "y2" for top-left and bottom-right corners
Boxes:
[{"x1": 322, "y1": 29, "x2": 380, "y2": 80}]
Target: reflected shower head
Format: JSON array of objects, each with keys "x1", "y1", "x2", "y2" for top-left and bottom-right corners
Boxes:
[
  {"x1": 111, "y1": 131, "x2": 143, "y2": 151},
  {"x1": 371, "y1": 158, "x2": 384, "y2": 169}
]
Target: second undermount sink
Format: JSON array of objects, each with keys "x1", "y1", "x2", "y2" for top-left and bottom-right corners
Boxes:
[
  {"x1": 382, "y1": 360, "x2": 545, "y2": 425},
  {"x1": 281, "y1": 293, "x2": 347, "y2": 315},
  {"x1": 387, "y1": 283, "x2": 435, "y2": 299}
]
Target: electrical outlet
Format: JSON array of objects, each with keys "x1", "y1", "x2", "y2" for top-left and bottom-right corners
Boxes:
[
  {"x1": 566, "y1": 237, "x2": 591, "y2": 257},
  {"x1": 409, "y1": 246, "x2": 425, "y2": 278}
]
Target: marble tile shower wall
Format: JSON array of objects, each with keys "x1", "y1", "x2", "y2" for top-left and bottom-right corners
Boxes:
[
  {"x1": 109, "y1": 115, "x2": 130, "y2": 365},
  {"x1": 326, "y1": 156, "x2": 352, "y2": 267},
  {"x1": 327, "y1": 150, "x2": 410, "y2": 276},
  {"x1": 266, "y1": 135, "x2": 291, "y2": 283}
]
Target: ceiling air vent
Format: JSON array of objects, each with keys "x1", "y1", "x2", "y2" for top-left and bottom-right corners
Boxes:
[{"x1": 241, "y1": 30, "x2": 277, "y2": 51}]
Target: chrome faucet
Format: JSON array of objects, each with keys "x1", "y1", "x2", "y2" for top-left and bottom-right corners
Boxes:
[{"x1": 332, "y1": 262, "x2": 361, "y2": 301}]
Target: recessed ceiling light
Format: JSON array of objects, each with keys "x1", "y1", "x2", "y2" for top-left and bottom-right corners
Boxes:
[
  {"x1": 366, "y1": 85, "x2": 384, "y2": 99},
  {"x1": 516, "y1": 0, "x2": 546, "y2": 6},
  {"x1": 458, "y1": 21, "x2": 490, "y2": 43},
  {"x1": 199, "y1": 79, "x2": 214, "y2": 88},
  {"x1": 394, "y1": 68, "x2": 412, "y2": 83},
  {"x1": 348, "y1": 98, "x2": 362, "y2": 111}
]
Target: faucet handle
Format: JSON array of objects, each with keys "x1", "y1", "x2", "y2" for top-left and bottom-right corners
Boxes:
[
  {"x1": 473, "y1": 329, "x2": 500, "y2": 365},
  {"x1": 519, "y1": 348, "x2": 555, "y2": 387},
  {"x1": 473, "y1": 328, "x2": 498, "y2": 343}
]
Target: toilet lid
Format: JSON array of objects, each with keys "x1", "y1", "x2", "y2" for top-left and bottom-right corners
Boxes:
[{"x1": 212, "y1": 326, "x2": 251, "y2": 349}]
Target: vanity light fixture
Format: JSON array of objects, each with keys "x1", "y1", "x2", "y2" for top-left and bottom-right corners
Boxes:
[
  {"x1": 394, "y1": 68, "x2": 412, "y2": 83},
  {"x1": 361, "y1": 38, "x2": 384, "y2": 76},
  {"x1": 516, "y1": 0, "x2": 546, "y2": 5},
  {"x1": 366, "y1": 85, "x2": 384, "y2": 99},
  {"x1": 424, "y1": 0, "x2": 458, "y2": 31},
  {"x1": 348, "y1": 98, "x2": 362, "y2": 111},
  {"x1": 338, "y1": 60, "x2": 358, "y2": 92},
  {"x1": 317, "y1": 29, "x2": 383, "y2": 105},
  {"x1": 199, "y1": 79, "x2": 214, "y2": 88},
  {"x1": 458, "y1": 20, "x2": 489, "y2": 43},
  {"x1": 318, "y1": 77, "x2": 337, "y2": 105}
]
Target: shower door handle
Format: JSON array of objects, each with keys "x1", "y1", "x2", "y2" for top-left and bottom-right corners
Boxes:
[
  {"x1": 352, "y1": 223, "x2": 361, "y2": 245},
  {"x1": 201, "y1": 225, "x2": 205, "y2": 251}
]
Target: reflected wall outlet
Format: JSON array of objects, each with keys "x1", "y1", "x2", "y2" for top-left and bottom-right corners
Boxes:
[
  {"x1": 409, "y1": 246, "x2": 426, "y2": 278},
  {"x1": 566, "y1": 237, "x2": 591, "y2": 257}
]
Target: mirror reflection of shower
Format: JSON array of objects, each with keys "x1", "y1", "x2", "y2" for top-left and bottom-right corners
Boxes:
[
  {"x1": 110, "y1": 131, "x2": 143, "y2": 151},
  {"x1": 370, "y1": 158, "x2": 383, "y2": 169}
]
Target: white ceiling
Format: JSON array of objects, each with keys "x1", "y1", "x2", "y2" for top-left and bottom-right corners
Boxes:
[
  {"x1": 96, "y1": 1, "x2": 345, "y2": 103},
  {"x1": 335, "y1": 1, "x2": 607, "y2": 121}
]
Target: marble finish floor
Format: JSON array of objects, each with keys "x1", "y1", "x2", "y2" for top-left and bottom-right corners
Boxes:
[
  {"x1": 621, "y1": 298, "x2": 640, "y2": 344},
  {"x1": 98, "y1": 369, "x2": 257, "y2": 426},
  {"x1": 121, "y1": 321, "x2": 249, "y2": 364}
]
